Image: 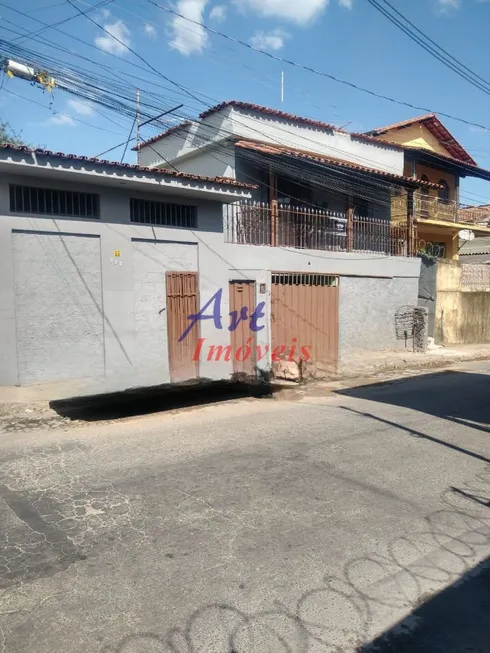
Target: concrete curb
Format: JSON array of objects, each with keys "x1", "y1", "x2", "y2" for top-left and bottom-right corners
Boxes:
[{"x1": 272, "y1": 351, "x2": 490, "y2": 400}]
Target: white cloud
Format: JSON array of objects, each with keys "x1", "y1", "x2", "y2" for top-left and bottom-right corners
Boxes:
[
  {"x1": 66, "y1": 98, "x2": 94, "y2": 116},
  {"x1": 250, "y1": 28, "x2": 288, "y2": 51},
  {"x1": 339, "y1": 0, "x2": 352, "y2": 8},
  {"x1": 209, "y1": 4, "x2": 226, "y2": 20},
  {"x1": 49, "y1": 113, "x2": 75, "y2": 127},
  {"x1": 95, "y1": 20, "x2": 131, "y2": 55},
  {"x1": 100, "y1": 8, "x2": 111, "y2": 18},
  {"x1": 169, "y1": 0, "x2": 208, "y2": 56},
  {"x1": 239, "y1": 0, "x2": 329, "y2": 24},
  {"x1": 144, "y1": 23, "x2": 157, "y2": 37},
  {"x1": 436, "y1": 0, "x2": 460, "y2": 9}
]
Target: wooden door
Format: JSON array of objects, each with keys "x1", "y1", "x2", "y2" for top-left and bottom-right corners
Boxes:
[
  {"x1": 229, "y1": 280, "x2": 256, "y2": 378},
  {"x1": 166, "y1": 272, "x2": 199, "y2": 383}
]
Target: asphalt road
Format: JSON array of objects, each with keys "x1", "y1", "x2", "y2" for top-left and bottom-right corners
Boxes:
[{"x1": 1, "y1": 361, "x2": 489, "y2": 653}]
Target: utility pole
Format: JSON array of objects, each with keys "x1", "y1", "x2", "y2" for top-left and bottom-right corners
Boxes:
[{"x1": 136, "y1": 89, "x2": 141, "y2": 164}]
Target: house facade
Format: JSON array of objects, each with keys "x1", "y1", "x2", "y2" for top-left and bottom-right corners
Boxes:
[
  {"x1": 362, "y1": 113, "x2": 490, "y2": 259},
  {"x1": 0, "y1": 140, "x2": 421, "y2": 397},
  {"x1": 0, "y1": 145, "x2": 254, "y2": 395}
]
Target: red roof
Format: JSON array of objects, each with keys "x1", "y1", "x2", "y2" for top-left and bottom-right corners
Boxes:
[
  {"x1": 136, "y1": 100, "x2": 403, "y2": 155},
  {"x1": 235, "y1": 140, "x2": 443, "y2": 188},
  {"x1": 133, "y1": 121, "x2": 192, "y2": 151},
  {"x1": 365, "y1": 114, "x2": 476, "y2": 165},
  {"x1": 199, "y1": 100, "x2": 341, "y2": 132},
  {"x1": 0, "y1": 143, "x2": 256, "y2": 190}
]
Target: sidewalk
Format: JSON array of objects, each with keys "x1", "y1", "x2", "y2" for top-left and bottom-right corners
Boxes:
[
  {"x1": 0, "y1": 343, "x2": 489, "y2": 432},
  {"x1": 339, "y1": 342, "x2": 490, "y2": 379}
]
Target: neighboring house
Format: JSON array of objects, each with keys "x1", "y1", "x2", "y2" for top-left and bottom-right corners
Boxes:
[
  {"x1": 0, "y1": 141, "x2": 422, "y2": 396},
  {"x1": 459, "y1": 236, "x2": 490, "y2": 264},
  {"x1": 136, "y1": 101, "x2": 441, "y2": 255},
  {"x1": 361, "y1": 113, "x2": 490, "y2": 259},
  {"x1": 459, "y1": 203, "x2": 490, "y2": 229}
]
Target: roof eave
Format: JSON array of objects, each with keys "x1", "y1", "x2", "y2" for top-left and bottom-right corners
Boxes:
[
  {"x1": 235, "y1": 140, "x2": 441, "y2": 188},
  {"x1": 0, "y1": 144, "x2": 256, "y2": 195}
]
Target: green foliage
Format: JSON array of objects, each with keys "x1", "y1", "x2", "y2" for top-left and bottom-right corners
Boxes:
[{"x1": 0, "y1": 120, "x2": 27, "y2": 146}]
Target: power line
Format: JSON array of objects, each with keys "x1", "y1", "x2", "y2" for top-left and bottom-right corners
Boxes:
[
  {"x1": 2, "y1": 87, "x2": 125, "y2": 135},
  {"x1": 65, "y1": 0, "x2": 208, "y2": 107},
  {"x1": 0, "y1": 22, "x2": 407, "y2": 177},
  {"x1": 0, "y1": 3, "x2": 207, "y2": 113},
  {"x1": 3, "y1": 24, "x2": 486, "y2": 194},
  {"x1": 146, "y1": 0, "x2": 490, "y2": 133},
  {"x1": 366, "y1": 0, "x2": 490, "y2": 96},
  {"x1": 98, "y1": 0, "x2": 346, "y2": 121},
  {"x1": 1, "y1": 13, "x2": 486, "y2": 208},
  {"x1": 12, "y1": 0, "x2": 113, "y2": 44}
]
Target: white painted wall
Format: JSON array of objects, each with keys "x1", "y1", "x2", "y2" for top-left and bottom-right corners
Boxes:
[
  {"x1": 171, "y1": 144, "x2": 235, "y2": 179},
  {"x1": 0, "y1": 169, "x2": 420, "y2": 398},
  {"x1": 139, "y1": 105, "x2": 405, "y2": 176}
]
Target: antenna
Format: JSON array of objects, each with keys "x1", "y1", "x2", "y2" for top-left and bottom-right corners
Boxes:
[
  {"x1": 136, "y1": 88, "x2": 141, "y2": 163},
  {"x1": 281, "y1": 71, "x2": 284, "y2": 104}
]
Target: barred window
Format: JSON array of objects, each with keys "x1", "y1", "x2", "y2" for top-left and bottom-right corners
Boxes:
[
  {"x1": 9, "y1": 185, "x2": 99, "y2": 218},
  {"x1": 130, "y1": 198, "x2": 197, "y2": 228},
  {"x1": 272, "y1": 274, "x2": 338, "y2": 287}
]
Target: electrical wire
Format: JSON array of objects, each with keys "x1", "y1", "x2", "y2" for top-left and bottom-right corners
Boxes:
[
  {"x1": 0, "y1": 11, "x2": 486, "y2": 210},
  {"x1": 367, "y1": 0, "x2": 490, "y2": 95},
  {"x1": 2, "y1": 88, "x2": 126, "y2": 135},
  {"x1": 65, "y1": 0, "x2": 209, "y2": 107},
  {"x1": 102, "y1": 0, "x2": 346, "y2": 121},
  {"x1": 146, "y1": 0, "x2": 490, "y2": 133},
  {"x1": 12, "y1": 0, "x2": 113, "y2": 44},
  {"x1": 2, "y1": 23, "x2": 486, "y2": 210}
]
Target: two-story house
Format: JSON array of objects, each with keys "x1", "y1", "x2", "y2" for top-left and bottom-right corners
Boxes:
[
  {"x1": 135, "y1": 101, "x2": 440, "y2": 373},
  {"x1": 136, "y1": 101, "x2": 440, "y2": 256},
  {"x1": 360, "y1": 113, "x2": 490, "y2": 259}
]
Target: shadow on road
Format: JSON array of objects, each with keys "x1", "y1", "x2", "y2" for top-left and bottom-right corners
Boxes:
[
  {"x1": 336, "y1": 370, "x2": 490, "y2": 434},
  {"x1": 358, "y1": 556, "x2": 490, "y2": 652},
  {"x1": 335, "y1": 370, "x2": 490, "y2": 467},
  {"x1": 49, "y1": 378, "x2": 276, "y2": 421}
]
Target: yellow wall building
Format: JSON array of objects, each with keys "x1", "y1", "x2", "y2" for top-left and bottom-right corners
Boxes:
[{"x1": 364, "y1": 113, "x2": 490, "y2": 259}]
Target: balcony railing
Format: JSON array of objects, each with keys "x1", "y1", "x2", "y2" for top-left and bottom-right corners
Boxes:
[
  {"x1": 391, "y1": 192, "x2": 481, "y2": 224},
  {"x1": 225, "y1": 201, "x2": 413, "y2": 257}
]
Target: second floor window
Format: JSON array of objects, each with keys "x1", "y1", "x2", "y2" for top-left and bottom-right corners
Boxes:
[{"x1": 438, "y1": 180, "x2": 450, "y2": 205}]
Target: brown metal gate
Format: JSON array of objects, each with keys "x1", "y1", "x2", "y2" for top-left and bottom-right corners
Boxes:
[
  {"x1": 166, "y1": 272, "x2": 199, "y2": 383},
  {"x1": 229, "y1": 280, "x2": 256, "y2": 377},
  {"x1": 271, "y1": 273, "x2": 339, "y2": 376}
]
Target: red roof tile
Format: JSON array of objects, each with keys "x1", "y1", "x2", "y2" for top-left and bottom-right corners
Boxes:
[
  {"x1": 133, "y1": 121, "x2": 192, "y2": 151},
  {"x1": 364, "y1": 114, "x2": 476, "y2": 165},
  {"x1": 0, "y1": 143, "x2": 256, "y2": 190},
  {"x1": 198, "y1": 101, "x2": 341, "y2": 133},
  {"x1": 135, "y1": 101, "x2": 403, "y2": 156},
  {"x1": 235, "y1": 140, "x2": 443, "y2": 188}
]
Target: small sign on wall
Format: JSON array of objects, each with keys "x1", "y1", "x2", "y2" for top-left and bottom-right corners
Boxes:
[{"x1": 110, "y1": 249, "x2": 123, "y2": 266}]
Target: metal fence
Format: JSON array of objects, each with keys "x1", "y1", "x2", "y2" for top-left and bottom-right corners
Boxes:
[
  {"x1": 391, "y1": 191, "x2": 484, "y2": 225},
  {"x1": 461, "y1": 263, "x2": 490, "y2": 287},
  {"x1": 225, "y1": 201, "x2": 412, "y2": 257}
]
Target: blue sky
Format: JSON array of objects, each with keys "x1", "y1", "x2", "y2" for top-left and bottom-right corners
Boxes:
[{"x1": 1, "y1": 0, "x2": 490, "y2": 205}]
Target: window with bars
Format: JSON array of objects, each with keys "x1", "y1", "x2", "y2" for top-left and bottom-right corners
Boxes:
[
  {"x1": 9, "y1": 185, "x2": 100, "y2": 218},
  {"x1": 130, "y1": 198, "x2": 197, "y2": 228},
  {"x1": 272, "y1": 273, "x2": 338, "y2": 287}
]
